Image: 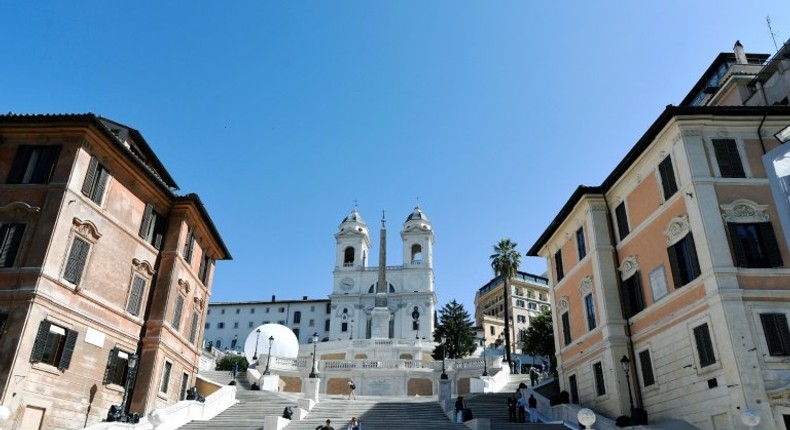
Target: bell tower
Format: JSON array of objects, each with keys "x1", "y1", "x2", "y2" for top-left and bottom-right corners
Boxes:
[
  {"x1": 335, "y1": 206, "x2": 370, "y2": 270},
  {"x1": 401, "y1": 206, "x2": 434, "y2": 271}
]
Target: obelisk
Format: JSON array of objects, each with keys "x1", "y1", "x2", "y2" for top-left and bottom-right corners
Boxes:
[{"x1": 370, "y1": 212, "x2": 391, "y2": 338}]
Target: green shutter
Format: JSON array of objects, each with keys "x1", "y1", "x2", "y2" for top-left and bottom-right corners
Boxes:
[
  {"x1": 92, "y1": 167, "x2": 110, "y2": 204},
  {"x1": 32, "y1": 146, "x2": 61, "y2": 183},
  {"x1": 58, "y1": 329, "x2": 78, "y2": 370},
  {"x1": 667, "y1": 245, "x2": 682, "y2": 288},
  {"x1": 82, "y1": 156, "x2": 99, "y2": 196},
  {"x1": 139, "y1": 204, "x2": 154, "y2": 239},
  {"x1": 64, "y1": 238, "x2": 90, "y2": 284},
  {"x1": 0, "y1": 224, "x2": 25, "y2": 268},
  {"x1": 127, "y1": 276, "x2": 145, "y2": 316},
  {"x1": 758, "y1": 222, "x2": 783, "y2": 268},
  {"x1": 104, "y1": 348, "x2": 119, "y2": 384},
  {"x1": 713, "y1": 139, "x2": 745, "y2": 178},
  {"x1": 7, "y1": 145, "x2": 32, "y2": 184},
  {"x1": 172, "y1": 296, "x2": 184, "y2": 330},
  {"x1": 30, "y1": 320, "x2": 51, "y2": 363}
]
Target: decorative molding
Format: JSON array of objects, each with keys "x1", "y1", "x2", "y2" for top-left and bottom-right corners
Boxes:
[
  {"x1": 558, "y1": 296, "x2": 569, "y2": 312},
  {"x1": 682, "y1": 129, "x2": 701, "y2": 137},
  {"x1": 72, "y1": 218, "x2": 102, "y2": 242},
  {"x1": 178, "y1": 278, "x2": 191, "y2": 294},
  {"x1": 618, "y1": 256, "x2": 639, "y2": 280},
  {"x1": 721, "y1": 199, "x2": 769, "y2": 223},
  {"x1": 672, "y1": 133, "x2": 682, "y2": 145},
  {"x1": 716, "y1": 129, "x2": 730, "y2": 138},
  {"x1": 0, "y1": 201, "x2": 41, "y2": 219},
  {"x1": 578, "y1": 276, "x2": 593, "y2": 296},
  {"x1": 590, "y1": 203, "x2": 608, "y2": 213},
  {"x1": 194, "y1": 296, "x2": 205, "y2": 311},
  {"x1": 665, "y1": 215, "x2": 691, "y2": 246},
  {"x1": 131, "y1": 258, "x2": 155, "y2": 277}
]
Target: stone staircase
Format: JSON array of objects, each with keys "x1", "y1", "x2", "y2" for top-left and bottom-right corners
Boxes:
[{"x1": 462, "y1": 375, "x2": 566, "y2": 430}]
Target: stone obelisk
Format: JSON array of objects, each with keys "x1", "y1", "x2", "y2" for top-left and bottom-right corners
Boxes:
[{"x1": 370, "y1": 212, "x2": 391, "y2": 338}]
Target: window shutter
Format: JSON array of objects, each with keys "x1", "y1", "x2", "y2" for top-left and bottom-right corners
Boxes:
[
  {"x1": 104, "y1": 348, "x2": 119, "y2": 384},
  {"x1": 686, "y1": 234, "x2": 701, "y2": 279},
  {"x1": 659, "y1": 156, "x2": 678, "y2": 199},
  {"x1": 32, "y1": 146, "x2": 61, "y2": 183},
  {"x1": 693, "y1": 324, "x2": 716, "y2": 367},
  {"x1": 758, "y1": 223, "x2": 783, "y2": 267},
  {"x1": 667, "y1": 245, "x2": 682, "y2": 288},
  {"x1": 64, "y1": 238, "x2": 90, "y2": 284},
  {"x1": 92, "y1": 168, "x2": 110, "y2": 204},
  {"x1": 7, "y1": 146, "x2": 32, "y2": 184},
  {"x1": 639, "y1": 350, "x2": 655, "y2": 386},
  {"x1": 172, "y1": 296, "x2": 184, "y2": 330},
  {"x1": 615, "y1": 203, "x2": 629, "y2": 239},
  {"x1": 139, "y1": 204, "x2": 154, "y2": 238},
  {"x1": 0, "y1": 224, "x2": 25, "y2": 268},
  {"x1": 30, "y1": 320, "x2": 51, "y2": 363},
  {"x1": 127, "y1": 276, "x2": 145, "y2": 316},
  {"x1": 189, "y1": 312, "x2": 199, "y2": 344},
  {"x1": 713, "y1": 139, "x2": 745, "y2": 178},
  {"x1": 727, "y1": 223, "x2": 748, "y2": 267},
  {"x1": 761, "y1": 314, "x2": 790, "y2": 356},
  {"x1": 0, "y1": 312, "x2": 7, "y2": 335},
  {"x1": 58, "y1": 329, "x2": 78, "y2": 370},
  {"x1": 82, "y1": 156, "x2": 99, "y2": 196},
  {"x1": 183, "y1": 229, "x2": 195, "y2": 262}
]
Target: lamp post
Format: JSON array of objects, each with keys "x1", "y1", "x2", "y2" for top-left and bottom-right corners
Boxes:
[
  {"x1": 577, "y1": 408, "x2": 596, "y2": 429},
  {"x1": 309, "y1": 332, "x2": 319, "y2": 378},
  {"x1": 481, "y1": 337, "x2": 488, "y2": 376},
  {"x1": 440, "y1": 334, "x2": 448, "y2": 379},
  {"x1": 620, "y1": 355, "x2": 635, "y2": 416},
  {"x1": 254, "y1": 328, "x2": 261, "y2": 362},
  {"x1": 263, "y1": 336, "x2": 274, "y2": 375},
  {"x1": 120, "y1": 354, "x2": 139, "y2": 415}
]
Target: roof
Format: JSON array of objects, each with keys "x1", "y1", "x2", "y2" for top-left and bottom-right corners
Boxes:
[
  {"x1": 679, "y1": 52, "x2": 770, "y2": 106},
  {"x1": 178, "y1": 193, "x2": 232, "y2": 260},
  {"x1": 405, "y1": 206, "x2": 429, "y2": 223},
  {"x1": 527, "y1": 105, "x2": 790, "y2": 256}
]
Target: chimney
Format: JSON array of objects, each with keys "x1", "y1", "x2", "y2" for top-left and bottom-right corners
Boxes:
[
  {"x1": 734, "y1": 40, "x2": 747, "y2": 64},
  {"x1": 271, "y1": 294, "x2": 276, "y2": 302}
]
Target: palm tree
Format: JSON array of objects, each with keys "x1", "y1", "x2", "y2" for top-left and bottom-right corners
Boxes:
[{"x1": 490, "y1": 239, "x2": 521, "y2": 373}]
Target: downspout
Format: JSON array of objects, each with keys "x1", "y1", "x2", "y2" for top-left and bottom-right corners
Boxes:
[
  {"x1": 757, "y1": 110, "x2": 769, "y2": 155},
  {"x1": 602, "y1": 198, "x2": 644, "y2": 410}
]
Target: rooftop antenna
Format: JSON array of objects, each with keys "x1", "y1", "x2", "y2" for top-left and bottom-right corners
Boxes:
[{"x1": 767, "y1": 16, "x2": 779, "y2": 51}]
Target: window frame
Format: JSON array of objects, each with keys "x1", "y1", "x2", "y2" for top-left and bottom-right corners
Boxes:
[
  {"x1": 658, "y1": 155, "x2": 679, "y2": 200},
  {"x1": 584, "y1": 293, "x2": 596, "y2": 331},
  {"x1": 576, "y1": 227, "x2": 586, "y2": 260},
  {"x1": 592, "y1": 361, "x2": 606, "y2": 396},
  {"x1": 138, "y1": 203, "x2": 166, "y2": 250},
  {"x1": 104, "y1": 348, "x2": 133, "y2": 387},
  {"x1": 7, "y1": 145, "x2": 61, "y2": 185},
  {"x1": 760, "y1": 313, "x2": 790, "y2": 357},
  {"x1": 638, "y1": 349, "x2": 656, "y2": 387},
  {"x1": 172, "y1": 295, "x2": 185, "y2": 331},
  {"x1": 621, "y1": 273, "x2": 645, "y2": 318},
  {"x1": 554, "y1": 250, "x2": 564, "y2": 282},
  {"x1": 30, "y1": 320, "x2": 78, "y2": 371},
  {"x1": 0, "y1": 222, "x2": 26, "y2": 268},
  {"x1": 160, "y1": 361, "x2": 173, "y2": 394},
  {"x1": 667, "y1": 232, "x2": 701, "y2": 288},
  {"x1": 561, "y1": 311, "x2": 571, "y2": 346},
  {"x1": 711, "y1": 138, "x2": 746, "y2": 178},
  {"x1": 692, "y1": 322, "x2": 717, "y2": 368},
  {"x1": 81, "y1": 156, "x2": 111, "y2": 205},
  {"x1": 615, "y1": 202, "x2": 630, "y2": 241},
  {"x1": 727, "y1": 221, "x2": 783, "y2": 268}
]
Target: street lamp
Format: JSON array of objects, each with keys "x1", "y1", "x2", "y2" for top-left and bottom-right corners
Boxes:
[
  {"x1": 121, "y1": 354, "x2": 139, "y2": 413},
  {"x1": 309, "y1": 332, "x2": 319, "y2": 378},
  {"x1": 263, "y1": 336, "x2": 274, "y2": 375},
  {"x1": 480, "y1": 337, "x2": 488, "y2": 376},
  {"x1": 620, "y1": 355, "x2": 635, "y2": 416},
  {"x1": 440, "y1": 334, "x2": 448, "y2": 379},
  {"x1": 254, "y1": 328, "x2": 261, "y2": 362},
  {"x1": 577, "y1": 408, "x2": 596, "y2": 428}
]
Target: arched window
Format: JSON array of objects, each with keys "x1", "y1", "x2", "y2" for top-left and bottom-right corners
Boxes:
[
  {"x1": 411, "y1": 244, "x2": 423, "y2": 264},
  {"x1": 344, "y1": 246, "x2": 355, "y2": 266},
  {"x1": 368, "y1": 282, "x2": 396, "y2": 293}
]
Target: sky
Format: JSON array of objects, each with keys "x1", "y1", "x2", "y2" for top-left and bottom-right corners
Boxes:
[{"x1": 3, "y1": 2, "x2": 790, "y2": 314}]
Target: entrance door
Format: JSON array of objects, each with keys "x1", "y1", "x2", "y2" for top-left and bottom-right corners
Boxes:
[{"x1": 19, "y1": 406, "x2": 45, "y2": 430}]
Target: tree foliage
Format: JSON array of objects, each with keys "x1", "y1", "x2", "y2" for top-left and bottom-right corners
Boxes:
[
  {"x1": 216, "y1": 354, "x2": 249, "y2": 372},
  {"x1": 490, "y1": 238, "x2": 521, "y2": 369},
  {"x1": 523, "y1": 309, "x2": 556, "y2": 373},
  {"x1": 432, "y1": 300, "x2": 477, "y2": 360}
]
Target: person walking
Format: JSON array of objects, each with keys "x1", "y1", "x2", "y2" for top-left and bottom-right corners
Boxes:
[
  {"x1": 507, "y1": 395, "x2": 517, "y2": 422},
  {"x1": 516, "y1": 392, "x2": 527, "y2": 423},
  {"x1": 528, "y1": 394, "x2": 538, "y2": 423},
  {"x1": 455, "y1": 396, "x2": 465, "y2": 423},
  {"x1": 347, "y1": 416, "x2": 361, "y2": 430},
  {"x1": 231, "y1": 362, "x2": 238, "y2": 379},
  {"x1": 316, "y1": 419, "x2": 335, "y2": 430},
  {"x1": 347, "y1": 379, "x2": 357, "y2": 400},
  {"x1": 530, "y1": 367, "x2": 538, "y2": 386}
]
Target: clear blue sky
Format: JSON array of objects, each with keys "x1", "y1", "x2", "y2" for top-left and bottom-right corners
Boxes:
[{"x1": 3, "y1": 2, "x2": 789, "y2": 313}]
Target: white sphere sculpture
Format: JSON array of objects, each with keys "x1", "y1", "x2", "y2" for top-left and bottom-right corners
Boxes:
[
  {"x1": 577, "y1": 408, "x2": 596, "y2": 426},
  {"x1": 0, "y1": 405, "x2": 12, "y2": 424},
  {"x1": 244, "y1": 324, "x2": 300, "y2": 363},
  {"x1": 147, "y1": 409, "x2": 167, "y2": 427},
  {"x1": 740, "y1": 409, "x2": 760, "y2": 427}
]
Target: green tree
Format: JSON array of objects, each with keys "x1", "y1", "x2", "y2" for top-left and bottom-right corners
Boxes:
[
  {"x1": 523, "y1": 309, "x2": 556, "y2": 375},
  {"x1": 215, "y1": 354, "x2": 249, "y2": 372},
  {"x1": 432, "y1": 300, "x2": 477, "y2": 360},
  {"x1": 490, "y1": 238, "x2": 521, "y2": 373}
]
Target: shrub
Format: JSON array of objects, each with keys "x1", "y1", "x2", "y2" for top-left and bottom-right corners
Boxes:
[{"x1": 216, "y1": 355, "x2": 249, "y2": 372}]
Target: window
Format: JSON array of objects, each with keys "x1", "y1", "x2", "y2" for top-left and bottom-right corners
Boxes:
[
  {"x1": 341, "y1": 322, "x2": 348, "y2": 332},
  {"x1": 293, "y1": 328, "x2": 300, "y2": 339},
  {"x1": 326, "y1": 303, "x2": 331, "y2": 314},
  {"x1": 63, "y1": 237, "x2": 90, "y2": 285},
  {"x1": 569, "y1": 375, "x2": 579, "y2": 404},
  {"x1": 554, "y1": 250, "x2": 564, "y2": 281},
  {"x1": 621, "y1": 275, "x2": 645, "y2": 318},
  {"x1": 188, "y1": 312, "x2": 199, "y2": 344},
  {"x1": 235, "y1": 308, "x2": 240, "y2": 314},
  {"x1": 0, "y1": 223, "x2": 25, "y2": 268},
  {"x1": 615, "y1": 202, "x2": 630, "y2": 240},
  {"x1": 7, "y1": 145, "x2": 61, "y2": 184},
  {"x1": 516, "y1": 315, "x2": 526, "y2": 323},
  {"x1": 279, "y1": 307, "x2": 285, "y2": 313},
  {"x1": 658, "y1": 156, "x2": 679, "y2": 200},
  {"x1": 265, "y1": 308, "x2": 270, "y2": 313},
  {"x1": 221, "y1": 309, "x2": 225, "y2": 314},
  {"x1": 576, "y1": 227, "x2": 586, "y2": 260},
  {"x1": 160, "y1": 361, "x2": 172, "y2": 393},
  {"x1": 693, "y1": 323, "x2": 716, "y2": 367},
  {"x1": 561, "y1": 312, "x2": 571, "y2": 346},
  {"x1": 0, "y1": 312, "x2": 8, "y2": 339},
  {"x1": 668, "y1": 233, "x2": 701, "y2": 288},
  {"x1": 172, "y1": 296, "x2": 184, "y2": 331},
  {"x1": 526, "y1": 291, "x2": 534, "y2": 299},
  {"x1": 760, "y1": 313, "x2": 790, "y2": 356},
  {"x1": 516, "y1": 300, "x2": 525, "y2": 308},
  {"x1": 309, "y1": 319, "x2": 314, "y2": 327},
  {"x1": 325, "y1": 319, "x2": 330, "y2": 331},
  {"x1": 233, "y1": 322, "x2": 239, "y2": 329},
  {"x1": 205, "y1": 323, "x2": 210, "y2": 329},
  {"x1": 217, "y1": 322, "x2": 225, "y2": 329},
  {"x1": 250, "y1": 308, "x2": 255, "y2": 314},
  {"x1": 593, "y1": 362, "x2": 606, "y2": 396},
  {"x1": 585, "y1": 293, "x2": 596, "y2": 330},
  {"x1": 515, "y1": 287, "x2": 523, "y2": 296},
  {"x1": 712, "y1": 139, "x2": 745, "y2": 178},
  {"x1": 81, "y1": 156, "x2": 110, "y2": 205},
  {"x1": 639, "y1": 350, "x2": 655, "y2": 387},
  {"x1": 528, "y1": 302, "x2": 537, "y2": 310},
  {"x1": 30, "y1": 320, "x2": 77, "y2": 370},
  {"x1": 248, "y1": 321, "x2": 253, "y2": 328},
  {"x1": 539, "y1": 293, "x2": 546, "y2": 301},
  {"x1": 126, "y1": 275, "x2": 146, "y2": 317},
  {"x1": 104, "y1": 348, "x2": 133, "y2": 386},
  {"x1": 277, "y1": 320, "x2": 285, "y2": 325},
  {"x1": 727, "y1": 222, "x2": 783, "y2": 268},
  {"x1": 183, "y1": 228, "x2": 195, "y2": 263},
  {"x1": 180, "y1": 373, "x2": 189, "y2": 400},
  {"x1": 138, "y1": 204, "x2": 166, "y2": 250},
  {"x1": 294, "y1": 311, "x2": 302, "y2": 324}
]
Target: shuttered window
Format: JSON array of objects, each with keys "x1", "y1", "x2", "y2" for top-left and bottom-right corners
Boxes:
[
  {"x1": 561, "y1": 311, "x2": 572, "y2": 346},
  {"x1": 554, "y1": 250, "x2": 564, "y2": 281},
  {"x1": 160, "y1": 361, "x2": 172, "y2": 393},
  {"x1": 593, "y1": 362, "x2": 606, "y2": 396},
  {"x1": 658, "y1": 156, "x2": 679, "y2": 200},
  {"x1": 198, "y1": 255, "x2": 213, "y2": 284},
  {"x1": 7, "y1": 145, "x2": 61, "y2": 184},
  {"x1": 81, "y1": 156, "x2": 110, "y2": 205},
  {"x1": 693, "y1": 323, "x2": 716, "y2": 367},
  {"x1": 183, "y1": 228, "x2": 195, "y2": 263},
  {"x1": 712, "y1": 139, "x2": 745, "y2": 178},
  {"x1": 30, "y1": 320, "x2": 78, "y2": 370},
  {"x1": 639, "y1": 350, "x2": 655, "y2": 386},
  {"x1": 104, "y1": 348, "x2": 131, "y2": 386},
  {"x1": 64, "y1": 237, "x2": 90, "y2": 285},
  {"x1": 621, "y1": 274, "x2": 645, "y2": 318},
  {"x1": 584, "y1": 293, "x2": 596, "y2": 331},
  {"x1": 576, "y1": 227, "x2": 586, "y2": 260},
  {"x1": 668, "y1": 233, "x2": 701, "y2": 288},
  {"x1": 760, "y1": 313, "x2": 790, "y2": 356},
  {"x1": 0, "y1": 223, "x2": 26, "y2": 268},
  {"x1": 139, "y1": 203, "x2": 166, "y2": 250},
  {"x1": 727, "y1": 222, "x2": 783, "y2": 268},
  {"x1": 0, "y1": 312, "x2": 8, "y2": 339},
  {"x1": 615, "y1": 202, "x2": 630, "y2": 240},
  {"x1": 172, "y1": 295, "x2": 184, "y2": 331},
  {"x1": 188, "y1": 312, "x2": 199, "y2": 345},
  {"x1": 126, "y1": 275, "x2": 146, "y2": 316}
]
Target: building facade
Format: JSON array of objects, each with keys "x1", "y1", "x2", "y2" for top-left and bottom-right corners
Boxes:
[
  {"x1": 0, "y1": 114, "x2": 230, "y2": 429},
  {"x1": 474, "y1": 271, "x2": 550, "y2": 354},
  {"x1": 528, "y1": 41, "x2": 790, "y2": 429}
]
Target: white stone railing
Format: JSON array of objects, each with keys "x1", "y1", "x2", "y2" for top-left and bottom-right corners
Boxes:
[{"x1": 321, "y1": 359, "x2": 437, "y2": 371}]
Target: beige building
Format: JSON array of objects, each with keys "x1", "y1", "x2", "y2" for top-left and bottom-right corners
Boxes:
[
  {"x1": 528, "y1": 42, "x2": 790, "y2": 429},
  {"x1": 474, "y1": 271, "x2": 550, "y2": 356},
  {"x1": 0, "y1": 114, "x2": 230, "y2": 429}
]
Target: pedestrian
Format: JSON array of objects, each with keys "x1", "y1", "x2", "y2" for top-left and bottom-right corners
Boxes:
[
  {"x1": 316, "y1": 419, "x2": 335, "y2": 430},
  {"x1": 528, "y1": 394, "x2": 538, "y2": 423},
  {"x1": 516, "y1": 392, "x2": 526, "y2": 423},
  {"x1": 282, "y1": 406, "x2": 293, "y2": 420},
  {"x1": 455, "y1": 396, "x2": 465, "y2": 423},
  {"x1": 530, "y1": 367, "x2": 537, "y2": 386},
  {"x1": 347, "y1": 379, "x2": 357, "y2": 400},
  {"x1": 507, "y1": 395, "x2": 517, "y2": 422},
  {"x1": 231, "y1": 362, "x2": 238, "y2": 379},
  {"x1": 347, "y1": 416, "x2": 361, "y2": 430}
]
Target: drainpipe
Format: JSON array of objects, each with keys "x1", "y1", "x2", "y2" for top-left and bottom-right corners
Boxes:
[
  {"x1": 757, "y1": 110, "x2": 769, "y2": 154},
  {"x1": 602, "y1": 198, "x2": 644, "y2": 410}
]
